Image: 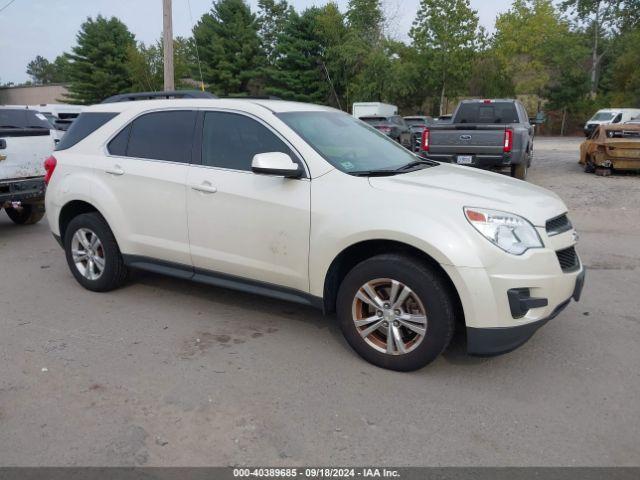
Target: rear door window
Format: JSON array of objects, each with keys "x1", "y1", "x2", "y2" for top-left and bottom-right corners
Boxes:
[
  {"x1": 55, "y1": 112, "x2": 119, "y2": 150},
  {"x1": 125, "y1": 110, "x2": 197, "y2": 163},
  {"x1": 201, "y1": 111, "x2": 294, "y2": 172}
]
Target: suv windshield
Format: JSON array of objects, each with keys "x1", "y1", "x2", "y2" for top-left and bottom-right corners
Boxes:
[
  {"x1": 590, "y1": 112, "x2": 616, "y2": 121},
  {"x1": 455, "y1": 102, "x2": 519, "y2": 124},
  {"x1": 278, "y1": 111, "x2": 423, "y2": 174},
  {"x1": 0, "y1": 109, "x2": 51, "y2": 129}
]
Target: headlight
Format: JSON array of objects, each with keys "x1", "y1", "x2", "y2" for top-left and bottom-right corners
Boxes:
[{"x1": 464, "y1": 207, "x2": 543, "y2": 255}]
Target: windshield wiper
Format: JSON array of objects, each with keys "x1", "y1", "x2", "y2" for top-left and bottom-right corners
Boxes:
[
  {"x1": 395, "y1": 159, "x2": 435, "y2": 171},
  {"x1": 351, "y1": 169, "x2": 400, "y2": 177},
  {"x1": 0, "y1": 125, "x2": 19, "y2": 128}
]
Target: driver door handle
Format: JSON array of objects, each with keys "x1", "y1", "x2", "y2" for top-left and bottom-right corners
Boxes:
[
  {"x1": 105, "y1": 166, "x2": 125, "y2": 176},
  {"x1": 191, "y1": 182, "x2": 218, "y2": 194}
]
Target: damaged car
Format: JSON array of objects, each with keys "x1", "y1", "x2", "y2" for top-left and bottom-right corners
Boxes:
[{"x1": 579, "y1": 124, "x2": 640, "y2": 175}]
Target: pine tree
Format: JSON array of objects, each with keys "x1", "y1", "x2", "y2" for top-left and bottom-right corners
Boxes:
[
  {"x1": 64, "y1": 15, "x2": 136, "y2": 104},
  {"x1": 193, "y1": 0, "x2": 265, "y2": 96},
  {"x1": 265, "y1": 8, "x2": 328, "y2": 103}
]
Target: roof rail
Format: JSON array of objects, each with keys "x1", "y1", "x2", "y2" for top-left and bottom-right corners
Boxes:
[
  {"x1": 223, "y1": 95, "x2": 282, "y2": 100},
  {"x1": 101, "y1": 90, "x2": 217, "y2": 104}
]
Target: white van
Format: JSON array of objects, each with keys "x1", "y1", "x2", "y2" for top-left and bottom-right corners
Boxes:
[{"x1": 584, "y1": 109, "x2": 640, "y2": 136}]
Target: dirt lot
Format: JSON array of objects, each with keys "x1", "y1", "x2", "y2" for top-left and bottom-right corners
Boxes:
[{"x1": 1, "y1": 137, "x2": 639, "y2": 467}]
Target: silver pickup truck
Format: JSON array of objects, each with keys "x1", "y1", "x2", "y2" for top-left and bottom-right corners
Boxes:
[{"x1": 417, "y1": 99, "x2": 536, "y2": 180}]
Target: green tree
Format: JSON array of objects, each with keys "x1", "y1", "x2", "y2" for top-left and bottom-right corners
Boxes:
[
  {"x1": 64, "y1": 15, "x2": 136, "y2": 104},
  {"x1": 410, "y1": 0, "x2": 479, "y2": 115},
  {"x1": 50, "y1": 55, "x2": 72, "y2": 83},
  {"x1": 494, "y1": 1, "x2": 576, "y2": 96},
  {"x1": 257, "y1": 0, "x2": 293, "y2": 64},
  {"x1": 193, "y1": 0, "x2": 265, "y2": 96},
  {"x1": 346, "y1": 0, "x2": 383, "y2": 44},
  {"x1": 314, "y1": 2, "x2": 348, "y2": 109},
  {"x1": 265, "y1": 8, "x2": 328, "y2": 102},
  {"x1": 26, "y1": 56, "x2": 53, "y2": 84},
  {"x1": 561, "y1": 0, "x2": 639, "y2": 98},
  {"x1": 126, "y1": 37, "x2": 195, "y2": 92},
  {"x1": 607, "y1": 26, "x2": 640, "y2": 106}
]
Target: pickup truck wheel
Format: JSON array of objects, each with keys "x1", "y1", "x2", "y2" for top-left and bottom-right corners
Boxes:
[
  {"x1": 64, "y1": 213, "x2": 128, "y2": 292},
  {"x1": 337, "y1": 254, "x2": 455, "y2": 371},
  {"x1": 511, "y1": 162, "x2": 528, "y2": 180},
  {"x1": 4, "y1": 204, "x2": 45, "y2": 225}
]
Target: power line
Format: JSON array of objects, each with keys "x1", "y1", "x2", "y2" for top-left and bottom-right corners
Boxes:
[
  {"x1": 0, "y1": 0, "x2": 17, "y2": 14},
  {"x1": 186, "y1": 0, "x2": 205, "y2": 92}
]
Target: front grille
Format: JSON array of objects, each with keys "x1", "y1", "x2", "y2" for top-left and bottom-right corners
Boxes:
[
  {"x1": 556, "y1": 246, "x2": 580, "y2": 272},
  {"x1": 546, "y1": 214, "x2": 572, "y2": 236}
]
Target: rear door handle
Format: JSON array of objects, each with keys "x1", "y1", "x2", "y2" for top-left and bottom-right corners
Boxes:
[
  {"x1": 105, "y1": 166, "x2": 125, "y2": 176},
  {"x1": 191, "y1": 182, "x2": 217, "y2": 194}
]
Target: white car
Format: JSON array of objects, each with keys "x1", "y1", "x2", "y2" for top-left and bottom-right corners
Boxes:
[{"x1": 44, "y1": 99, "x2": 585, "y2": 371}]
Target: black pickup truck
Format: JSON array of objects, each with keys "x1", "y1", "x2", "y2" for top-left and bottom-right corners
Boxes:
[{"x1": 417, "y1": 99, "x2": 536, "y2": 180}]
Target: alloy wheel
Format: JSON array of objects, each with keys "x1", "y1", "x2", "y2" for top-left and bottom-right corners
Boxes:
[
  {"x1": 71, "y1": 228, "x2": 105, "y2": 280},
  {"x1": 351, "y1": 278, "x2": 428, "y2": 355}
]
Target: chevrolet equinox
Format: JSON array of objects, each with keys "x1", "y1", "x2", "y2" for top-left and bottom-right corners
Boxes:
[{"x1": 44, "y1": 99, "x2": 585, "y2": 371}]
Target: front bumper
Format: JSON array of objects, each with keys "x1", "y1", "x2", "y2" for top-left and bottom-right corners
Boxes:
[
  {"x1": 467, "y1": 268, "x2": 585, "y2": 355},
  {"x1": 0, "y1": 177, "x2": 46, "y2": 205}
]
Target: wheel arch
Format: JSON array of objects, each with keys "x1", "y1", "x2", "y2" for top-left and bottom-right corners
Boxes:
[
  {"x1": 58, "y1": 200, "x2": 103, "y2": 242},
  {"x1": 321, "y1": 239, "x2": 464, "y2": 324}
]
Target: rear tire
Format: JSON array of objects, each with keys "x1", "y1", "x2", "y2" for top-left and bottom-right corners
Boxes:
[
  {"x1": 64, "y1": 213, "x2": 128, "y2": 292},
  {"x1": 4, "y1": 203, "x2": 45, "y2": 225},
  {"x1": 511, "y1": 161, "x2": 528, "y2": 180},
  {"x1": 336, "y1": 254, "x2": 455, "y2": 371}
]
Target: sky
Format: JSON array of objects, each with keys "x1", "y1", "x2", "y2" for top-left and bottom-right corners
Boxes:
[{"x1": 0, "y1": 0, "x2": 514, "y2": 84}]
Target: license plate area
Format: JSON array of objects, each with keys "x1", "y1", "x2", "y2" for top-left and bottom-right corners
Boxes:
[{"x1": 456, "y1": 155, "x2": 473, "y2": 165}]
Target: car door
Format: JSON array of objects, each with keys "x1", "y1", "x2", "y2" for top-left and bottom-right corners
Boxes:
[
  {"x1": 186, "y1": 110, "x2": 311, "y2": 292},
  {"x1": 97, "y1": 110, "x2": 196, "y2": 266}
]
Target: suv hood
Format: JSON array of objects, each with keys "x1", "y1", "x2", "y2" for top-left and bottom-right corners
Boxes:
[{"x1": 368, "y1": 163, "x2": 566, "y2": 227}]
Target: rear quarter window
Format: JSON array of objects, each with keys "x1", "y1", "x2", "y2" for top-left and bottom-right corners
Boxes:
[{"x1": 55, "y1": 112, "x2": 119, "y2": 150}]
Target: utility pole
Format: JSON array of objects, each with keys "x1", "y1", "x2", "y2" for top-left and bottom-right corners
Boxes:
[{"x1": 163, "y1": 0, "x2": 174, "y2": 91}]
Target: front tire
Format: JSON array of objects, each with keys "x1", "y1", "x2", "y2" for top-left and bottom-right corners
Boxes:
[
  {"x1": 5, "y1": 203, "x2": 45, "y2": 225},
  {"x1": 337, "y1": 254, "x2": 456, "y2": 371},
  {"x1": 64, "y1": 213, "x2": 128, "y2": 292}
]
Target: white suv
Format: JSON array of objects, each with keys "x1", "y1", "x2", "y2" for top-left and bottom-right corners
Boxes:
[{"x1": 45, "y1": 99, "x2": 585, "y2": 371}]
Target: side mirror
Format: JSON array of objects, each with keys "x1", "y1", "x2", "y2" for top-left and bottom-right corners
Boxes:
[{"x1": 251, "y1": 152, "x2": 302, "y2": 178}]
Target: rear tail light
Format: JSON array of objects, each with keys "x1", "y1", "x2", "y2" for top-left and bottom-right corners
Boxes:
[
  {"x1": 378, "y1": 126, "x2": 392, "y2": 133},
  {"x1": 503, "y1": 129, "x2": 513, "y2": 153},
  {"x1": 44, "y1": 155, "x2": 57, "y2": 185},
  {"x1": 421, "y1": 128, "x2": 430, "y2": 151}
]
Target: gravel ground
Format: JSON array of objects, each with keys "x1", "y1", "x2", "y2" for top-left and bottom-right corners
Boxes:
[{"x1": 0, "y1": 137, "x2": 639, "y2": 467}]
